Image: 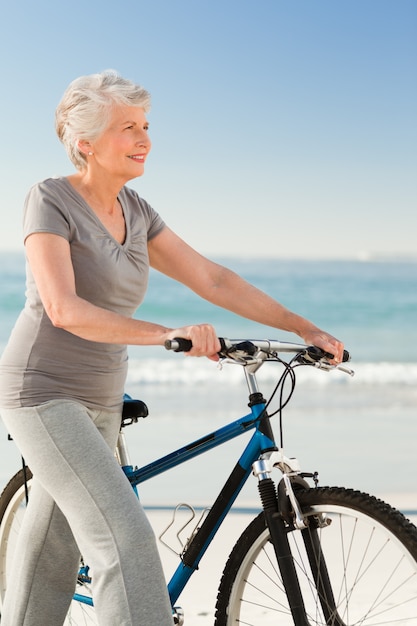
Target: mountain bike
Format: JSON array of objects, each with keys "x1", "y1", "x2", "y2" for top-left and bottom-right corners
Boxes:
[{"x1": 0, "y1": 338, "x2": 416, "y2": 625}]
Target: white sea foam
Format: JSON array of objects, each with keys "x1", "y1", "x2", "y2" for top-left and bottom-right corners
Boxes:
[{"x1": 126, "y1": 358, "x2": 417, "y2": 387}]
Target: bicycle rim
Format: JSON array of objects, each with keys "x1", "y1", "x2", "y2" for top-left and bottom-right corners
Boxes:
[
  {"x1": 215, "y1": 487, "x2": 417, "y2": 625},
  {"x1": 0, "y1": 471, "x2": 98, "y2": 625}
]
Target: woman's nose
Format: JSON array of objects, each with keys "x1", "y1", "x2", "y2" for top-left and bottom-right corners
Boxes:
[{"x1": 136, "y1": 130, "x2": 150, "y2": 147}]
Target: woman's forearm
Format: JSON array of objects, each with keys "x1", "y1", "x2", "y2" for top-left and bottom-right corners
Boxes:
[
  {"x1": 49, "y1": 293, "x2": 171, "y2": 345},
  {"x1": 191, "y1": 265, "x2": 319, "y2": 339}
]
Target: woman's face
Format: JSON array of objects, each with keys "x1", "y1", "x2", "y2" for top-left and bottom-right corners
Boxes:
[{"x1": 87, "y1": 105, "x2": 152, "y2": 181}]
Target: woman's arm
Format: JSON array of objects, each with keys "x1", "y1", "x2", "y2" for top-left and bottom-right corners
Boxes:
[
  {"x1": 25, "y1": 232, "x2": 219, "y2": 355},
  {"x1": 149, "y1": 227, "x2": 344, "y2": 361}
]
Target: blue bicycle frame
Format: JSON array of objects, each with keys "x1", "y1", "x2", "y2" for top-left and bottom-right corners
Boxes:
[{"x1": 74, "y1": 396, "x2": 275, "y2": 608}]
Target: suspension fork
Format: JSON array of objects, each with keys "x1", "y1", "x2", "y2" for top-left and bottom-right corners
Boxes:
[
  {"x1": 275, "y1": 470, "x2": 346, "y2": 626},
  {"x1": 254, "y1": 459, "x2": 310, "y2": 626}
]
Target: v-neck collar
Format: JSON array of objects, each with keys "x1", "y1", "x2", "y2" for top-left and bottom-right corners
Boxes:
[{"x1": 61, "y1": 177, "x2": 130, "y2": 249}]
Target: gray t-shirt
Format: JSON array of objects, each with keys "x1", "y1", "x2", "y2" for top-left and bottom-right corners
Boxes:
[{"x1": 0, "y1": 177, "x2": 165, "y2": 410}]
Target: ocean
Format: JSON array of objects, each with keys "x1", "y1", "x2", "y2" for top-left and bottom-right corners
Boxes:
[{"x1": 0, "y1": 252, "x2": 416, "y2": 508}]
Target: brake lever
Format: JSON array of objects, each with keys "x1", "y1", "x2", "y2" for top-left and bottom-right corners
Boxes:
[
  {"x1": 334, "y1": 363, "x2": 355, "y2": 376},
  {"x1": 218, "y1": 354, "x2": 263, "y2": 368},
  {"x1": 312, "y1": 359, "x2": 355, "y2": 377}
]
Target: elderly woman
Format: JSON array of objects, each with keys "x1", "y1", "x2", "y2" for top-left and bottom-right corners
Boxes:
[{"x1": 0, "y1": 70, "x2": 343, "y2": 625}]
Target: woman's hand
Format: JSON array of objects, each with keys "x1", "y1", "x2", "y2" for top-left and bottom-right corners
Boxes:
[
  {"x1": 301, "y1": 328, "x2": 344, "y2": 364},
  {"x1": 164, "y1": 324, "x2": 221, "y2": 360}
]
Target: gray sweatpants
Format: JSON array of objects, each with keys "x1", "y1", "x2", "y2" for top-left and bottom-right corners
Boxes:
[{"x1": 0, "y1": 399, "x2": 173, "y2": 626}]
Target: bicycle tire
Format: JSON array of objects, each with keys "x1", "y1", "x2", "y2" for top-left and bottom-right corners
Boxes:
[
  {"x1": 214, "y1": 486, "x2": 417, "y2": 625},
  {"x1": 0, "y1": 469, "x2": 99, "y2": 625}
]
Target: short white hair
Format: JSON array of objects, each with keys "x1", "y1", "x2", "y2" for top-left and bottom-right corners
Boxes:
[{"x1": 55, "y1": 70, "x2": 151, "y2": 170}]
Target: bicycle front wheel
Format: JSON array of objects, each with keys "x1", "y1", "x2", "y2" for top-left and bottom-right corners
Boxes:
[
  {"x1": 0, "y1": 469, "x2": 99, "y2": 625},
  {"x1": 215, "y1": 487, "x2": 417, "y2": 625}
]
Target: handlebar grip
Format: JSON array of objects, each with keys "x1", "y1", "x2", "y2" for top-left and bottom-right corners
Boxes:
[
  {"x1": 332, "y1": 349, "x2": 351, "y2": 362},
  {"x1": 164, "y1": 337, "x2": 229, "y2": 354},
  {"x1": 164, "y1": 337, "x2": 193, "y2": 352},
  {"x1": 308, "y1": 346, "x2": 350, "y2": 362}
]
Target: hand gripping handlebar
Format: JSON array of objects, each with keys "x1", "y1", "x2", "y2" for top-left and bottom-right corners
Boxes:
[{"x1": 164, "y1": 337, "x2": 350, "y2": 364}]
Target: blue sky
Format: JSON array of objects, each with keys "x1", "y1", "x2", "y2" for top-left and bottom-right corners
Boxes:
[{"x1": 1, "y1": 0, "x2": 416, "y2": 258}]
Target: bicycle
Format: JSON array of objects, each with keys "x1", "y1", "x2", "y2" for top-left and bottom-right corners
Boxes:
[{"x1": 0, "y1": 338, "x2": 416, "y2": 625}]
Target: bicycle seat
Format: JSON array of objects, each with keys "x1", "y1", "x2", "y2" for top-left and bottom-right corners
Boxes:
[{"x1": 122, "y1": 395, "x2": 149, "y2": 425}]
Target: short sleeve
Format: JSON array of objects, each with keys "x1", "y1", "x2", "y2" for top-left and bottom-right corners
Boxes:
[{"x1": 23, "y1": 180, "x2": 72, "y2": 243}]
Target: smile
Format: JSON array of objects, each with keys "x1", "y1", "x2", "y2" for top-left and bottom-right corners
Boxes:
[{"x1": 128, "y1": 155, "x2": 145, "y2": 162}]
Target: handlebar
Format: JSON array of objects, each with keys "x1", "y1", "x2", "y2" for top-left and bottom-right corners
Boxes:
[{"x1": 164, "y1": 337, "x2": 351, "y2": 367}]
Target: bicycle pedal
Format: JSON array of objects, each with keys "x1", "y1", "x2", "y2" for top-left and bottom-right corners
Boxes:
[{"x1": 173, "y1": 606, "x2": 184, "y2": 625}]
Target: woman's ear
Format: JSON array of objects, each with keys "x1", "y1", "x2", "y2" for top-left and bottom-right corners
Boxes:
[{"x1": 77, "y1": 139, "x2": 93, "y2": 156}]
